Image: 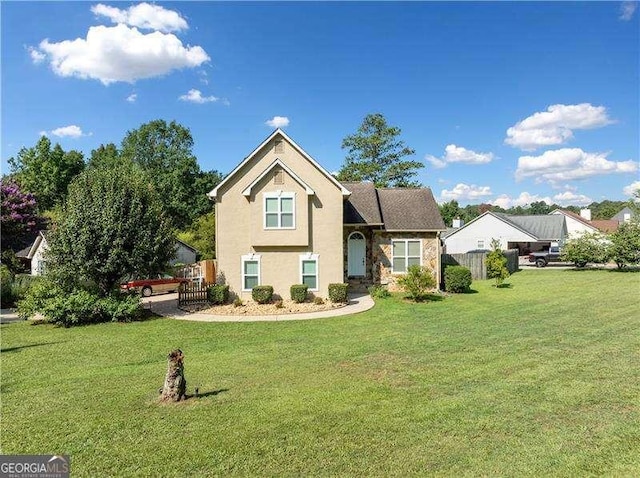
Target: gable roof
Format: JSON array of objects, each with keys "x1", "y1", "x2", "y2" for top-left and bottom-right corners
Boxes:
[
  {"x1": 590, "y1": 219, "x2": 619, "y2": 233},
  {"x1": 175, "y1": 239, "x2": 198, "y2": 253},
  {"x1": 208, "y1": 129, "x2": 350, "y2": 201},
  {"x1": 378, "y1": 188, "x2": 446, "y2": 231},
  {"x1": 342, "y1": 182, "x2": 445, "y2": 231},
  {"x1": 341, "y1": 182, "x2": 383, "y2": 225},
  {"x1": 495, "y1": 213, "x2": 565, "y2": 240},
  {"x1": 611, "y1": 206, "x2": 636, "y2": 222},
  {"x1": 445, "y1": 211, "x2": 565, "y2": 242},
  {"x1": 551, "y1": 209, "x2": 597, "y2": 229},
  {"x1": 17, "y1": 230, "x2": 49, "y2": 260},
  {"x1": 551, "y1": 208, "x2": 619, "y2": 234},
  {"x1": 241, "y1": 159, "x2": 315, "y2": 197}
]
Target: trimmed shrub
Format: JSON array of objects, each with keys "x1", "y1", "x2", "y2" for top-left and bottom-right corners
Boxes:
[
  {"x1": 252, "y1": 285, "x2": 274, "y2": 304},
  {"x1": 17, "y1": 279, "x2": 142, "y2": 326},
  {"x1": 207, "y1": 284, "x2": 229, "y2": 305},
  {"x1": 290, "y1": 284, "x2": 308, "y2": 303},
  {"x1": 397, "y1": 265, "x2": 436, "y2": 301},
  {"x1": 444, "y1": 266, "x2": 472, "y2": 293},
  {"x1": 17, "y1": 278, "x2": 63, "y2": 320},
  {"x1": 368, "y1": 284, "x2": 391, "y2": 299},
  {"x1": 328, "y1": 283, "x2": 349, "y2": 303},
  {"x1": 97, "y1": 294, "x2": 143, "y2": 323}
]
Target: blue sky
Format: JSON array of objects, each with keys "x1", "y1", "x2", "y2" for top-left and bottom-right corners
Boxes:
[{"x1": 2, "y1": 1, "x2": 639, "y2": 208}]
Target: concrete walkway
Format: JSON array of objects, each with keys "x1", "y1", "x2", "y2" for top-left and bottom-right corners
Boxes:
[
  {"x1": 0, "y1": 308, "x2": 23, "y2": 324},
  {"x1": 144, "y1": 292, "x2": 375, "y2": 322}
]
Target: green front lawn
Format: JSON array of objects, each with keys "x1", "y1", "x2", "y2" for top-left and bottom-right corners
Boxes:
[{"x1": 2, "y1": 269, "x2": 639, "y2": 476}]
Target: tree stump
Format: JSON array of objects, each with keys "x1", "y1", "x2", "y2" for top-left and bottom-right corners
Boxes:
[{"x1": 160, "y1": 349, "x2": 187, "y2": 402}]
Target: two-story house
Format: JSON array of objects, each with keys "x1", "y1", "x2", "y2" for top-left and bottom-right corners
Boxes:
[{"x1": 209, "y1": 129, "x2": 446, "y2": 299}]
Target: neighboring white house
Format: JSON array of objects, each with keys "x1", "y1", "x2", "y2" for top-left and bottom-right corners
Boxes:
[
  {"x1": 550, "y1": 209, "x2": 600, "y2": 239},
  {"x1": 23, "y1": 231, "x2": 49, "y2": 276},
  {"x1": 611, "y1": 206, "x2": 636, "y2": 224},
  {"x1": 442, "y1": 211, "x2": 567, "y2": 255},
  {"x1": 19, "y1": 232, "x2": 198, "y2": 275}
]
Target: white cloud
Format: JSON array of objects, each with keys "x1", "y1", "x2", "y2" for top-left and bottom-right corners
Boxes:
[
  {"x1": 515, "y1": 148, "x2": 638, "y2": 183},
  {"x1": 552, "y1": 191, "x2": 592, "y2": 206},
  {"x1": 440, "y1": 183, "x2": 493, "y2": 202},
  {"x1": 91, "y1": 3, "x2": 188, "y2": 33},
  {"x1": 620, "y1": 1, "x2": 638, "y2": 20},
  {"x1": 126, "y1": 93, "x2": 137, "y2": 103},
  {"x1": 31, "y1": 24, "x2": 209, "y2": 85},
  {"x1": 491, "y1": 192, "x2": 553, "y2": 209},
  {"x1": 265, "y1": 116, "x2": 290, "y2": 128},
  {"x1": 179, "y1": 89, "x2": 218, "y2": 104},
  {"x1": 623, "y1": 180, "x2": 640, "y2": 198},
  {"x1": 505, "y1": 103, "x2": 614, "y2": 151},
  {"x1": 28, "y1": 47, "x2": 46, "y2": 63},
  {"x1": 41, "y1": 125, "x2": 86, "y2": 138},
  {"x1": 426, "y1": 144, "x2": 494, "y2": 169},
  {"x1": 491, "y1": 190, "x2": 593, "y2": 209}
]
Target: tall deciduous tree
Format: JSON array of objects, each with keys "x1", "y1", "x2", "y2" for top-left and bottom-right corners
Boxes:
[
  {"x1": 46, "y1": 165, "x2": 175, "y2": 295},
  {"x1": 120, "y1": 120, "x2": 220, "y2": 229},
  {"x1": 337, "y1": 113, "x2": 422, "y2": 188},
  {"x1": 8, "y1": 136, "x2": 85, "y2": 211},
  {"x1": 439, "y1": 200, "x2": 461, "y2": 227},
  {"x1": 88, "y1": 143, "x2": 122, "y2": 170}
]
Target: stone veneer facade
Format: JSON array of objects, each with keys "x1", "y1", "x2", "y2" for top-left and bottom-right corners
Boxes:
[{"x1": 344, "y1": 228, "x2": 440, "y2": 292}]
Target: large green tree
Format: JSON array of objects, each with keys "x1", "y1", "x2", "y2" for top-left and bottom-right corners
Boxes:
[
  {"x1": 88, "y1": 143, "x2": 122, "y2": 170},
  {"x1": 46, "y1": 165, "x2": 175, "y2": 295},
  {"x1": 439, "y1": 200, "x2": 461, "y2": 227},
  {"x1": 8, "y1": 136, "x2": 85, "y2": 211},
  {"x1": 120, "y1": 120, "x2": 220, "y2": 229},
  {"x1": 337, "y1": 113, "x2": 422, "y2": 187}
]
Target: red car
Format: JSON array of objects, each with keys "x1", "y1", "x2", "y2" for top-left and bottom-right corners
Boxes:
[{"x1": 120, "y1": 274, "x2": 188, "y2": 297}]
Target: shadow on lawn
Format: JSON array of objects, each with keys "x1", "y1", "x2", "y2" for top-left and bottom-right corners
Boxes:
[
  {"x1": 1, "y1": 342, "x2": 63, "y2": 354},
  {"x1": 191, "y1": 388, "x2": 229, "y2": 399}
]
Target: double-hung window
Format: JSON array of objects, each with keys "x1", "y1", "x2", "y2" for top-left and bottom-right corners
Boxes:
[
  {"x1": 392, "y1": 240, "x2": 421, "y2": 273},
  {"x1": 264, "y1": 192, "x2": 295, "y2": 229},
  {"x1": 241, "y1": 254, "x2": 261, "y2": 291},
  {"x1": 300, "y1": 254, "x2": 319, "y2": 291}
]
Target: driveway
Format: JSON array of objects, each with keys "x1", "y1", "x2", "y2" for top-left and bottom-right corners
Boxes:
[{"x1": 0, "y1": 309, "x2": 23, "y2": 324}]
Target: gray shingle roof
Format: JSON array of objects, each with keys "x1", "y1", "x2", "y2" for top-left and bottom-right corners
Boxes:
[
  {"x1": 342, "y1": 182, "x2": 383, "y2": 224},
  {"x1": 496, "y1": 213, "x2": 565, "y2": 240},
  {"x1": 343, "y1": 182, "x2": 445, "y2": 231}
]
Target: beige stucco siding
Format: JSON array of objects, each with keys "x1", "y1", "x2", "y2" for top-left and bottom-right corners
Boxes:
[
  {"x1": 215, "y1": 135, "x2": 344, "y2": 300},
  {"x1": 249, "y1": 169, "x2": 309, "y2": 246}
]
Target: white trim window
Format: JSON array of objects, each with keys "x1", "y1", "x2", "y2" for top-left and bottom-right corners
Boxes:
[
  {"x1": 299, "y1": 254, "x2": 319, "y2": 291},
  {"x1": 392, "y1": 239, "x2": 422, "y2": 273},
  {"x1": 264, "y1": 192, "x2": 295, "y2": 229},
  {"x1": 241, "y1": 254, "x2": 261, "y2": 291}
]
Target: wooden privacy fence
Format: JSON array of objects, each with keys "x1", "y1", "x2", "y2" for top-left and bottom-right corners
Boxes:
[
  {"x1": 441, "y1": 249, "x2": 519, "y2": 280},
  {"x1": 178, "y1": 281, "x2": 209, "y2": 307}
]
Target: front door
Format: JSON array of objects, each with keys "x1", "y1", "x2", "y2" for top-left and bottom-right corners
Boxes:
[{"x1": 348, "y1": 232, "x2": 366, "y2": 277}]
